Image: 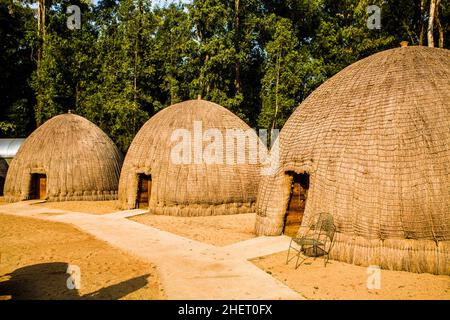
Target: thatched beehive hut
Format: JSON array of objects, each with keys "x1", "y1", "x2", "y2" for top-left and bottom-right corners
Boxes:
[
  {"x1": 255, "y1": 46, "x2": 450, "y2": 275},
  {"x1": 4, "y1": 113, "x2": 123, "y2": 202},
  {"x1": 118, "y1": 99, "x2": 263, "y2": 216}
]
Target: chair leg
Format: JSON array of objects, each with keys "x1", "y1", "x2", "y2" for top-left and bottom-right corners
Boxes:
[
  {"x1": 286, "y1": 238, "x2": 294, "y2": 265},
  {"x1": 295, "y1": 252, "x2": 309, "y2": 269},
  {"x1": 286, "y1": 245, "x2": 291, "y2": 265},
  {"x1": 324, "y1": 252, "x2": 330, "y2": 267},
  {"x1": 295, "y1": 252, "x2": 301, "y2": 269}
]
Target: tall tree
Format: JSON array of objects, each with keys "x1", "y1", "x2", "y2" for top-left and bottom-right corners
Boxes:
[
  {"x1": 258, "y1": 16, "x2": 324, "y2": 131},
  {"x1": 428, "y1": 0, "x2": 439, "y2": 47},
  {"x1": 1, "y1": 0, "x2": 449, "y2": 148},
  {"x1": 0, "y1": 0, "x2": 36, "y2": 137},
  {"x1": 190, "y1": 0, "x2": 264, "y2": 124},
  {"x1": 151, "y1": 3, "x2": 197, "y2": 107},
  {"x1": 80, "y1": 0, "x2": 154, "y2": 152},
  {"x1": 35, "y1": 0, "x2": 46, "y2": 126}
]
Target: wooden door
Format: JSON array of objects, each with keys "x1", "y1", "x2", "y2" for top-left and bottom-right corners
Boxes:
[
  {"x1": 38, "y1": 175, "x2": 46, "y2": 199},
  {"x1": 137, "y1": 174, "x2": 151, "y2": 209},
  {"x1": 30, "y1": 174, "x2": 46, "y2": 200},
  {"x1": 284, "y1": 173, "x2": 309, "y2": 237}
]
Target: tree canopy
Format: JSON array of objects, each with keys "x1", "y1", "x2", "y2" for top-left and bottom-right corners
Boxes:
[{"x1": 1, "y1": 0, "x2": 449, "y2": 152}]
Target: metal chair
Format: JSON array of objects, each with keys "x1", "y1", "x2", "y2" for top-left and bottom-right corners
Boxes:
[{"x1": 286, "y1": 212, "x2": 336, "y2": 269}]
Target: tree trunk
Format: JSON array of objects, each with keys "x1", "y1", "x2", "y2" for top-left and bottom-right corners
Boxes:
[
  {"x1": 36, "y1": 0, "x2": 46, "y2": 126},
  {"x1": 75, "y1": 83, "x2": 79, "y2": 111},
  {"x1": 427, "y1": 0, "x2": 438, "y2": 47},
  {"x1": 271, "y1": 49, "x2": 282, "y2": 132},
  {"x1": 37, "y1": 0, "x2": 46, "y2": 42},
  {"x1": 419, "y1": 0, "x2": 425, "y2": 45},
  {"x1": 436, "y1": 0, "x2": 444, "y2": 48},
  {"x1": 202, "y1": 54, "x2": 210, "y2": 96},
  {"x1": 134, "y1": 0, "x2": 143, "y2": 106},
  {"x1": 234, "y1": 0, "x2": 241, "y2": 93}
]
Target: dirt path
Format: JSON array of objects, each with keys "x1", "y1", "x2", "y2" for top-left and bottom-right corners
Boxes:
[
  {"x1": 0, "y1": 201, "x2": 302, "y2": 300},
  {"x1": 0, "y1": 214, "x2": 165, "y2": 300}
]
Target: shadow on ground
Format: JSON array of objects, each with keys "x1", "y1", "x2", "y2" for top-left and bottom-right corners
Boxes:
[{"x1": 0, "y1": 262, "x2": 149, "y2": 300}]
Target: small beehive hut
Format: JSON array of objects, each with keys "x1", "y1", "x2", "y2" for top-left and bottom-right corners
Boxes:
[
  {"x1": 255, "y1": 46, "x2": 450, "y2": 275},
  {"x1": 4, "y1": 113, "x2": 123, "y2": 202},
  {"x1": 118, "y1": 99, "x2": 263, "y2": 216}
]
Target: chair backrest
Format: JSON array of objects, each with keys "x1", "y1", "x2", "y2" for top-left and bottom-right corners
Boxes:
[{"x1": 309, "y1": 212, "x2": 336, "y2": 244}]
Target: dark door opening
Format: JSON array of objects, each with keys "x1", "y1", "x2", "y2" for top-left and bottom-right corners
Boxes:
[
  {"x1": 0, "y1": 158, "x2": 7, "y2": 196},
  {"x1": 283, "y1": 172, "x2": 309, "y2": 237},
  {"x1": 137, "y1": 174, "x2": 152, "y2": 209},
  {"x1": 30, "y1": 174, "x2": 47, "y2": 200},
  {"x1": 0, "y1": 177, "x2": 4, "y2": 196}
]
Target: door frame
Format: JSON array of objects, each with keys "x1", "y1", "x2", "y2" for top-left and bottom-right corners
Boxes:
[
  {"x1": 282, "y1": 170, "x2": 310, "y2": 235},
  {"x1": 29, "y1": 172, "x2": 47, "y2": 200},
  {"x1": 136, "y1": 173, "x2": 152, "y2": 209}
]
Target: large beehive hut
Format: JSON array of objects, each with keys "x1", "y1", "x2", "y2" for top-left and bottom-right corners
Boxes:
[
  {"x1": 119, "y1": 99, "x2": 263, "y2": 216},
  {"x1": 4, "y1": 113, "x2": 123, "y2": 202},
  {"x1": 255, "y1": 46, "x2": 450, "y2": 275}
]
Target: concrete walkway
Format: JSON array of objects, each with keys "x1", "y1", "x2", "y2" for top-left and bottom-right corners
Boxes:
[{"x1": 0, "y1": 201, "x2": 303, "y2": 300}]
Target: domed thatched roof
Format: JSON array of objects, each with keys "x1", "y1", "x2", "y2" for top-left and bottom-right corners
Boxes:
[
  {"x1": 4, "y1": 114, "x2": 123, "y2": 202},
  {"x1": 255, "y1": 46, "x2": 450, "y2": 275},
  {"x1": 118, "y1": 99, "x2": 262, "y2": 216}
]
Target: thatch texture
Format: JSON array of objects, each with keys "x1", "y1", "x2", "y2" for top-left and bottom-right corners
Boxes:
[
  {"x1": 255, "y1": 47, "x2": 450, "y2": 275},
  {"x1": 4, "y1": 114, "x2": 123, "y2": 202},
  {"x1": 118, "y1": 99, "x2": 262, "y2": 216}
]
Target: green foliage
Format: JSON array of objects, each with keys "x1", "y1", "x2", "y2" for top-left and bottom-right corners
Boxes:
[
  {"x1": 313, "y1": 0, "x2": 395, "y2": 77},
  {"x1": 1, "y1": 0, "x2": 449, "y2": 151},
  {"x1": 258, "y1": 15, "x2": 327, "y2": 131},
  {"x1": 0, "y1": 0, "x2": 36, "y2": 137}
]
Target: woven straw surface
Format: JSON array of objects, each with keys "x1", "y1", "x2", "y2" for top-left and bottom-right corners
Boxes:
[
  {"x1": 255, "y1": 47, "x2": 450, "y2": 274},
  {"x1": 118, "y1": 99, "x2": 262, "y2": 216},
  {"x1": 4, "y1": 114, "x2": 123, "y2": 202}
]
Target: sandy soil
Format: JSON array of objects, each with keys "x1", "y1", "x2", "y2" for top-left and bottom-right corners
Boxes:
[
  {"x1": 0, "y1": 214, "x2": 166, "y2": 300},
  {"x1": 0, "y1": 197, "x2": 5, "y2": 205},
  {"x1": 130, "y1": 213, "x2": 256, "y2": 246},
  {"x1": 36, "y1": 200, "x2": 119, "y2": 214},
  {"x1": 252, "y1": 251, "x2": 450, "y2": 300}
]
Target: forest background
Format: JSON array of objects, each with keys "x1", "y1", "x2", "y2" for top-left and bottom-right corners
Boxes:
[{"x1": 1, "y1": 0, "x2": 449, "y2": 152}]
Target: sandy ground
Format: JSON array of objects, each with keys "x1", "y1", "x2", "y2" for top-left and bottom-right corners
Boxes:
[
  {"x1": 0, "y1": 197, "x2": 4, "y2": 205},
  {"x1": 130, "y1": 213, "x2": 256, "y2": 246},
  {"x1": 252, "y1": 251, "x2": 450, "y2": 300},
  {"x1": 0, "y1": 214, "x2": 166, "y2": 300},
  {"x1": 36, "y1": 200, "x2": 119, "y2": 214}
]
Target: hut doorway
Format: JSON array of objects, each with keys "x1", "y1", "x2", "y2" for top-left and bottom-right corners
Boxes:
[
  {"x1": 137, "y1": 174, "x2": 152, "y2": 209},
  {"x1": 30, "y1": 174, "x2": 47, "y2": 200},
  {"x1": 283, "y1": 172, "x2": 309, "y2": 237},
  {"x1": 0, "y1": 176, "x2": 4, "y2": 195}
]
